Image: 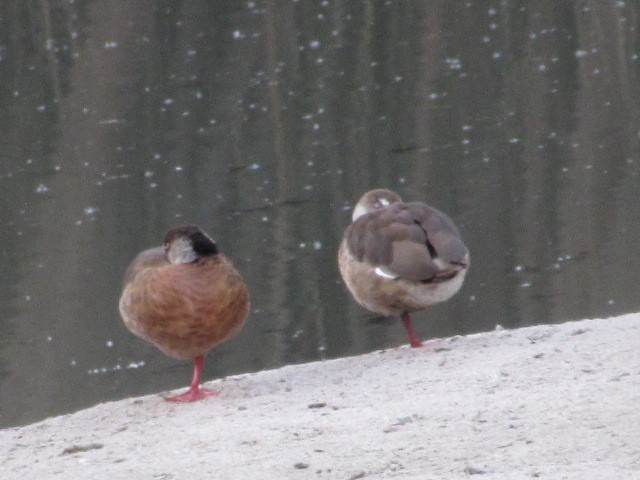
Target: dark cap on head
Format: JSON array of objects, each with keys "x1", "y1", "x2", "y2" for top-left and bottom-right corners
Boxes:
[{"x1": 164, "y1": 224, "x2": 218, "y2": 257}]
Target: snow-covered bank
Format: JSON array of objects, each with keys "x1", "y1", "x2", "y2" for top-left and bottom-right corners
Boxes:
[{"x1": 1, "y1": 314, "x2": 639, "y2": 479}]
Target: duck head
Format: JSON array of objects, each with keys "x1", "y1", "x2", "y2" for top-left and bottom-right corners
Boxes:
[
  {"x1": 164, "y1": 225, "x2": 218, "y2": 264},
  {"x1": 351, "y1": 189, "x2": 402, "y2": 221}
]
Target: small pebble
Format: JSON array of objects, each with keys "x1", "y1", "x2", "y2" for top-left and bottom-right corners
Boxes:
[{"x1": 463, "y1": 466, "x2": 487, "y2": 475}]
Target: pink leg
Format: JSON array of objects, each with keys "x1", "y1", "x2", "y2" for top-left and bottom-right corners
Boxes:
[
  {"x1": 401, "y1": 312, "x2": 423, "y2": 348},
  {"x1": 165, "y1": 355, "x2": 218, "y2": 403}
]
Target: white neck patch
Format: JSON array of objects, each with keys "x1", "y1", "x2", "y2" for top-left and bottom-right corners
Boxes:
[{"x1": 167, "y1": 237, "x2": 198, "y2": 264}]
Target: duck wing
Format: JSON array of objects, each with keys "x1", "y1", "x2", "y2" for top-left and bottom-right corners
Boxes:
[{"x1": 346, "y1": 202, "x2": 468, "y2": 283}]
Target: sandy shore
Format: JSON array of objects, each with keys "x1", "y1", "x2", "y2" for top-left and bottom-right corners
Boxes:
[{"x1": 1, "y1": 313, "x2": 639, "y2": 479}]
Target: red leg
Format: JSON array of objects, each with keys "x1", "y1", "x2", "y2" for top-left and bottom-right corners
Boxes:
[
  {"x1": 401, "y1": 312, "x2": 423, "y2": 348},
  {"x1": 165, "y1": 355, "x2": 218, "y2": 402}
]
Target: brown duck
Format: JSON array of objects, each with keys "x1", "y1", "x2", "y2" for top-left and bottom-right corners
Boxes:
[
  {"x1": 119, "y1": 225, "x2": 250, "y2": 402},
  {"x1": 338, "y1": 189, "x2": 469, "y2": 347}
]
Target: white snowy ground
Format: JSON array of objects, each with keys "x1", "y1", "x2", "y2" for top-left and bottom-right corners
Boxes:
[{"x1": 1, "y1": 313, "x2": 639, "y2": 479}]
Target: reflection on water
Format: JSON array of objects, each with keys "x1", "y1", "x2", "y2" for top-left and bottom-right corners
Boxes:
[{"x1": 0, "y1": 1, "x2": 639, "y2": 428}]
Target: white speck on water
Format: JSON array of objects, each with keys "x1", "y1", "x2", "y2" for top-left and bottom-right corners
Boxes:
[
  {"x1": 399, "y1": 177, "x2": 407, "y2": 184},
  {"x1": 313, "y1": 241, "x2": 322, "y2": 250},
  {"x1": 508, "y1": 137, "x2": 520, "y2": 144},
  {"x1": 261, "y1": 216, "x2": 269, "y2": 223},
  {"x1": 521, "y1": 282, "x2": 532, "y2": 288},
  {"x1": 175, "y1": 165, "x2": 183, "y2": 172},
  {"x1": 292, "y1": 329, "x2": 303, "y2": 339},
  {"x1": 248, "y1": 163, "x2": 261, "y2": 170},
  {"x1": 144, "y1": 170, "x2": 154, "y2": 178},
  {"x1": 106, "y1": 340, "x2": 113, "y2": 348},
  {"x1": 492, "y1": 51, "x2": 502, "y2": 60},
  {"x1": 46, "y1": 336, "x2": 53, "y2": 342},
  {"x1": 36, "y1": 104, "x2": 46, "y2": 112},
  {"x1": 83, "y1": 207, "x2": 98, "y2": 215},
  {"x1": 70, "y1": 360, "x2": 77, "y2": 366},
  {"x1": 593, "y1": 68, "x2": 600, "y2": 75},
  {"x1": 316, "y1": 57, "x2": 324, "y2": 64},
  {"x1": 514, "y1": 265, "x2": 524, "y2": 272},
  {"x1": 299, "y1": 242, "x2": 306, "y2": 249},
  {"x1": 25, "y1": 295, "x2": 31, "y2": 301},
  {"x1": 575, "y1": 49, "x2": 588, "y2": 58},
  {"x1": 127, "y1": 361, "x2": 145, "y2": 369},
  {"x1": 163, "y1": 98, "x2": 174, "y2": 106},
  {"x1": 104, "y1": 41, "x2": 118, "y2": 49},
  {"x1": 304, "y1": 184, "x2": 312, "y2": 191},
  {"x1": 36, "y1": 183, "x2": 49, "y2": 193},
  {"x1": 444, "y1": 57, "x2": 462, "y2": 70},
  {"x1": 186, "y1": 48, "x2": 197, "y2": 57},
  {"x1": 482, "y1": 36, "x2": 491, "y2": 44},
  {"x1": 462, "y1": 138, "x2": 470, "y2": 146},
  {"x1": 607, "y1": 299, "x2": 615, "y2": 305},
  {"x1": 488, "y1": 8, "x2": 497, "y2": 15},
  {"x1": 149, "y1": 182, "x2": 158, "y2": 189},
  {"x1": 428, "y1": 92, "x2": 439, "y2": 100},
  {"x1": 469, "y1": 295, "x2": 476, "y2": 301},
  {"x1": 309, "y1": 40, "x2": 320, "y2": 49},
  {"x1": 490, "y1": 22, "x2": 498, "y2": 30},
  {"x1": 538, "y1": 64, "x2": 547, "y2": 72},
  {"x1": 394, "y1": 75, "x2": 403, "y2": 82},
  {"x1": 233, "y1": 30, "x2": 245, "y2": 40}
]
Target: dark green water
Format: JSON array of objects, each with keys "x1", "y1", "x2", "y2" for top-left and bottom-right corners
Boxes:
[{"x1": 1, "y1": 0, "x2": 639, "y2": 428}]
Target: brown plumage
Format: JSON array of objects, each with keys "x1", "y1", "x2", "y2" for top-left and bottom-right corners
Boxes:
[
  {"x1": 119, "y1": 225, "x2": 250, "y2": 402},
  {"x1": 338, "y1": 189, "x2": 469, "y2": 347}
]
